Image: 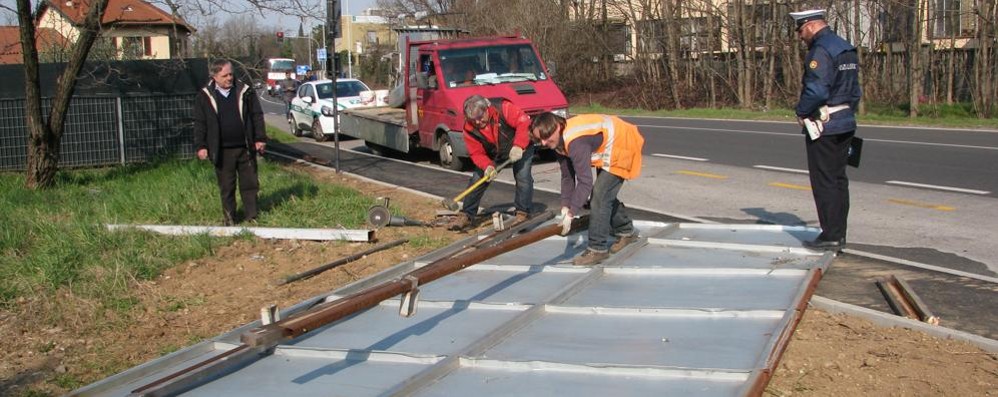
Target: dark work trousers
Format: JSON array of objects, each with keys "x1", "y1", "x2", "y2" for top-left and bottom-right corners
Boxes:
[
  {"x1": 805, "y1": 131, "x2": 853, "y2": 242},
  {"x1": 587, "y1": 169, "x2": 635, "y2": 252},
  {"x1": 460, "y1": 144, "x2": 536, "y2": 218},
  {"x1": 215, "y1": 147, "x2": 260, "y2": 222}
]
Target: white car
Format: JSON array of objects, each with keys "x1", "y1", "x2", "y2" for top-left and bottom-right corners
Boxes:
[{"x1": 289, "y1": 79, "x2": 372, "y2": 141}]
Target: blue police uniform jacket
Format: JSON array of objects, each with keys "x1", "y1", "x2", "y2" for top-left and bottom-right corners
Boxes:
[{"x1": 796, "y1": 27, "x2": 862, "y2": 135}]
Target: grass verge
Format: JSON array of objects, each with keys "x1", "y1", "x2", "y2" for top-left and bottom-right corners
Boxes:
[
  {"x1": 0, "y1": 157, "x2": 374, "y2": 310},
  {"x1": 571, "y1": 103, "x2": 998, "y2": 130}
]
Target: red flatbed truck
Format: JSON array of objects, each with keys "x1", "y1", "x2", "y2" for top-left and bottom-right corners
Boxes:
[{"x1": 340, "y1": 34, "x2": 568, "y2": 170}]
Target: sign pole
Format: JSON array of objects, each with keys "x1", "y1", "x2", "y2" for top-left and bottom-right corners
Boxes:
[{"x1": 326, "y1": 0, "x2": 341, "y2": 173}]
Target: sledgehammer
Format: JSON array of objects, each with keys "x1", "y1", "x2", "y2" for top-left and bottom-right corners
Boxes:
[{"x1": 441, "y1": 159, "x2": 513, "y2": 211}]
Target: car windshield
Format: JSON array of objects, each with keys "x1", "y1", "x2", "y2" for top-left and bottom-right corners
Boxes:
[
  {"x1": 316, "y1": 81, "x2": 370, "y2": 99},
  {"x1": 438, "y1": 44, "x2": 545, "y2": 87},
  {"x1": 269, "y1": 59, "x2": 294, "y2": 71}
]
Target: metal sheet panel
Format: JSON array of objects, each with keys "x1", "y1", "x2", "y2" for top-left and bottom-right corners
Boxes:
[
  {"x1": 181, "y1": 349, "x2": 437, "y2": 397},
  {"x1": 485, "y1": 309, "x2": 784, "y2": 370},
  {"x1": 565, "y1": 271, "x2": 808, "y2": 310},
  {"x1": 287, "y1": 302, "x2": 527, "y2": 356},
  {"x1": 414, "y1": 364, "x2": 746, "y2": 397},
  {"x1": 416, "y1": 265, "x2": 587, "y2": 303},
  {"x1": 74, "y1": 222, "x2": 831, "y2": 397}
]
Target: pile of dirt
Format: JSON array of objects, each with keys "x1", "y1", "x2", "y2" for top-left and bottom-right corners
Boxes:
[{"x1": 1, "y1": 165, "x2": 995, "y2": 396}]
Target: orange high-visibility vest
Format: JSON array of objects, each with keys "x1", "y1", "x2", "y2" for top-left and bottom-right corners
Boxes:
[{"x1": 562, "y1": 114, "x2": 644, "y2": 180}]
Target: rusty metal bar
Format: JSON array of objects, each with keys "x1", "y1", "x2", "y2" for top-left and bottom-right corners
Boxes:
[
  {"x1": 745, "y1": 266, "x2": 825, "y2": 396},
  {"x1": 128, "y1": 345, "x2": 262, "y2": 397},
  {"x1": 277, "y1": 238, "x2": 409, "y2": 285},
  {"x1": 877, "y1": 275, "x2": 939, "y2": 325},
  {"x1": 894, "y1": 277, "x2": 939, "y2": 325},
  {"x1": 244, "y1": 216, "x2": 587, "y2": 347},
  {"x1": 876, "y1": 275, "x2": 919, "y2": 321}
]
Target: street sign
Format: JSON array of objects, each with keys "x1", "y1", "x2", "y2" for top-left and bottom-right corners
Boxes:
[{"x1": 317, "y1": 48, "x2": 327, "y2": 61}]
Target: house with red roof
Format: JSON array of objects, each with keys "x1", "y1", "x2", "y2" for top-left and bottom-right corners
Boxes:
[{"x1": 2, "y1": 0, "x2": 194, "y2": 64}]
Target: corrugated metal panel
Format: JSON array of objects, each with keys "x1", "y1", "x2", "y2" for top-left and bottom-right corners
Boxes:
[{"x1": 72, "y1": 221, "x2": 832, "y2": 397}]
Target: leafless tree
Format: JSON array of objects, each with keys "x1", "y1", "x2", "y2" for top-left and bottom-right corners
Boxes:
[{"x1": 10, "y1": 0, "x2": 323, "y2": 189}]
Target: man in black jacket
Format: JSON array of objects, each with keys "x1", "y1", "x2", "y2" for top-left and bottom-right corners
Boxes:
[{"x1": 193, "y1": 59, "x2": 268, "y2": 225}]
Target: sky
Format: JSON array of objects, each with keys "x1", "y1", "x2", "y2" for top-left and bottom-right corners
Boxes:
[
  {"x1": 0, "y1": 0, "x2": 379, "y2": 32},
  {"x1": 264, "y1": 0, "x2": 379, "y2": 34}
]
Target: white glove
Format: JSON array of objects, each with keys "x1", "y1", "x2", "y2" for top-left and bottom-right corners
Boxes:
[
  {"x1": 559, "y1": 208, "x2": 573, "y2": 236},
  {"x1": 484, "y1": 165, "x2": 497, "y2": 181},
  {"x1": 560, "y1": 206, "x2": 570, "y2": 218},
  {"x1": 509, "y1": 146, "x2": 524, "y2": 162}
]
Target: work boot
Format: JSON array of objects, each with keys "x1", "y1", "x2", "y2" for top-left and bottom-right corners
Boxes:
[
  {"x1": 572, "y1": 249, "x2": 609, "y2": 266},
  {"x1": 514, "y1": 211, "x2": 530, "y2": 224},
  {"x1": 609, "y1": 233, "x2": 639, "y2": 254},
  {"x1": 446, "y1": 214, "x2": 473, "y2": 231}
]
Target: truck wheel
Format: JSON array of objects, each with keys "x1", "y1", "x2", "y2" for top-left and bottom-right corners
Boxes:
[
  {"x1": 438, "y1": 134, "x2": 465, "y2": 171},
  {"x1": 289, "y1": 117, "x2": 303, "y2": 137},
  {"x1": 313, "y1": 119, "x2": 329, "y2": 142}
]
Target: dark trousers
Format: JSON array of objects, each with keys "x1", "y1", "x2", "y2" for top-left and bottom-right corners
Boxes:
[
  {"x1": 461, "y1": 144, "x2": 536, "y2": 218},
  {"x1": 806, "y1": 131, "x2": 853, "y2": 241},
  {"x1": 215, "y1": 147, "x2": 260, "y2": 222},
  {"x1": 588, "y1": 169, "x2": 635, "y2": 252}
]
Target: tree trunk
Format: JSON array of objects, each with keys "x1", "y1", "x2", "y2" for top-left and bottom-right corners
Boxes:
[
  {"x1": 854, "y1": 0, "x2": 866, "y2": 115},
  {"x1": 908, "y1": 0, "x2": 923, "y2": 118},
  {"x1": 22, "y1": 0, "x2": 111, "y2": 189},
  {"x1": 663, "y1": 0, "x2": 683, "y2": 109}
]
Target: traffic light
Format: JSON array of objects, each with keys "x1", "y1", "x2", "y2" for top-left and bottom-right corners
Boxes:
[{"x1": 276, "y1": 31, "x2": 284, "y2": 43}]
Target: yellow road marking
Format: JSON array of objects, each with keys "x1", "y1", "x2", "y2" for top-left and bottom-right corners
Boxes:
[
  {"x1": 769, "y1": 182, "x2": 811, "y2": 191},
  {"x1": 675, "y1": 170, "x2": 727, "y2": 179},
  {"x1": 887, "y1": 199, "x2": 956, "y2": 212}
]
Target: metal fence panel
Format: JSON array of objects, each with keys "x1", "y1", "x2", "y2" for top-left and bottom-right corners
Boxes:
[
  {"x1": 0, "y1": 99, "x2": 29, "y2": 171},
  {"x1": 57, "y1": 97, "x2": 120, "y2": 168},
  {"x1": 0, "y1": 94, "x2": 195, "y2": 171},
  {"x1": 121, "y1": 95, "x2": 195, "y2": 163}
]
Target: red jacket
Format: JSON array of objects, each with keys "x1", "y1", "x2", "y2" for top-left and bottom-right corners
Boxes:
[{"x1": 462, "y1": 100, "x2": 531, "y2": 170}]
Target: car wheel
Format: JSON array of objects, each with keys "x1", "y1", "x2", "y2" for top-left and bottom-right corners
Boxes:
[
  {"x1": 313, "y1": 119, "x2": 329, "y2": 142},
  {"x1": 289, "y1": 116, "x2": 303, "y2": 137},
  {"x1": 438, "y1": 134, "x2": 465, "y2": 171}
]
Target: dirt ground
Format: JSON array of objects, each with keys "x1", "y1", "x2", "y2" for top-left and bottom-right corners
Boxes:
[{"x1": 1, "y1": 165, "x2": 996, "y2": 396}]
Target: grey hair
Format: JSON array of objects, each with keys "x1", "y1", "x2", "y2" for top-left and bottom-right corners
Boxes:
[
  {"x1": 463, "y1": 95, "x2": 491, "y2": 120},
  {"x1": 209, "y1": 59, "x2": 231, "y2": 76}
]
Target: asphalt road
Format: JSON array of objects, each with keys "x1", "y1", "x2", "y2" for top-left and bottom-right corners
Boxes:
[
  {"x1": 624, "y1": 116, "x2": 998, "y2": 197},
  {"x1": 258, "y1": 94, "x2": 998, "y2": 277}
]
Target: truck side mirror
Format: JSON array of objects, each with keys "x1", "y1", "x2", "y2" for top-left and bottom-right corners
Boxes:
[{"x1": 546, "y1": 61, "x2": 557, "y2": 78}]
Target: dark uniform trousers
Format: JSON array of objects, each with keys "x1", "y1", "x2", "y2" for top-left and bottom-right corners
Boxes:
[
  {"x1": 215, "y1": 147, "x2": 260, "y2": 222},
  {"x1": 806, "y1": 131, "x2": 853, "y2": 241}
]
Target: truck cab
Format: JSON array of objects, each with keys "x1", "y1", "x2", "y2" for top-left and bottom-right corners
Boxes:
[{"x1": 405, "y1": 36, "x2": 568, "y2": 170}]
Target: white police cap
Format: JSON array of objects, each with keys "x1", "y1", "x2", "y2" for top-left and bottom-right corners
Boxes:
[{"x1": 789, "y1": 9, "x2": 826, "y2": 30}]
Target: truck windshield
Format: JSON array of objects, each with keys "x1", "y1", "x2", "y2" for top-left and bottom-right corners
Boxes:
[
  {"x1": 316, "y1": 80, "x2": 371, "y2": 99},
  {"x1": 438, "y1": 44, "x2": 546, "y2": 88}
]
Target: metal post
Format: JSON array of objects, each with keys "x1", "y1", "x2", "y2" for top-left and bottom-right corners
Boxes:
[
  {"x1": 327, "y1": 0, "x2": 341, "y2": 172},
  {"x1": 116, "y1": 97, "x2": 125, "y2": 164}
]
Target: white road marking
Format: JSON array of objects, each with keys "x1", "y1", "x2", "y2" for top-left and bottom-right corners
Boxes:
[
  {"x1": 886, "y1": 180, "x2": 990, "y2": 195},
  {"x1": 651, "y1": 153, "x2": 709, "y2": 162},
  {"x1": 638, "y1": 124, "x2": 998, "y2": 151},
  {"x1": 753, "y1": 165, "x2": 809, "y2": 174}
]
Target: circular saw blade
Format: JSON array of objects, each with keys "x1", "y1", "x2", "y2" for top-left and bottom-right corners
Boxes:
[{"x1": 367, "y1": 205, "x2": 392, "y2": 228}]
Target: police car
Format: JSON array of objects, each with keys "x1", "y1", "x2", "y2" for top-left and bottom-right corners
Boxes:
[{"x1": 288, "y1": 78, "x2": 372, "y2": 142}]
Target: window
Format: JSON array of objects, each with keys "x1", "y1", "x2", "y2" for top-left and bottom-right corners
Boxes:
[
  {"x1": 121, "y1": 36, "x2": 143, "y2": 58},
  {"x1": 932, "y1": 0, "x2": 976, "y2": 38},
  {"x1": 143, "y1": 37, "x2": 152, "y2": 56},
  {"x1": 366, "y1": 31, "x2": 378, "y2": 45}
]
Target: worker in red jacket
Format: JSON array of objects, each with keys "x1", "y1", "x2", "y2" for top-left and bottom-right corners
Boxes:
[{"x1": 448, "y1": 95, "x2": 535, "y2": 230}]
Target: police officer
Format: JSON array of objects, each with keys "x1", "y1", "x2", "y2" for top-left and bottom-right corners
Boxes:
[{"x1": 790, "y1": 9, "x2": 862, "y2": 251}]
